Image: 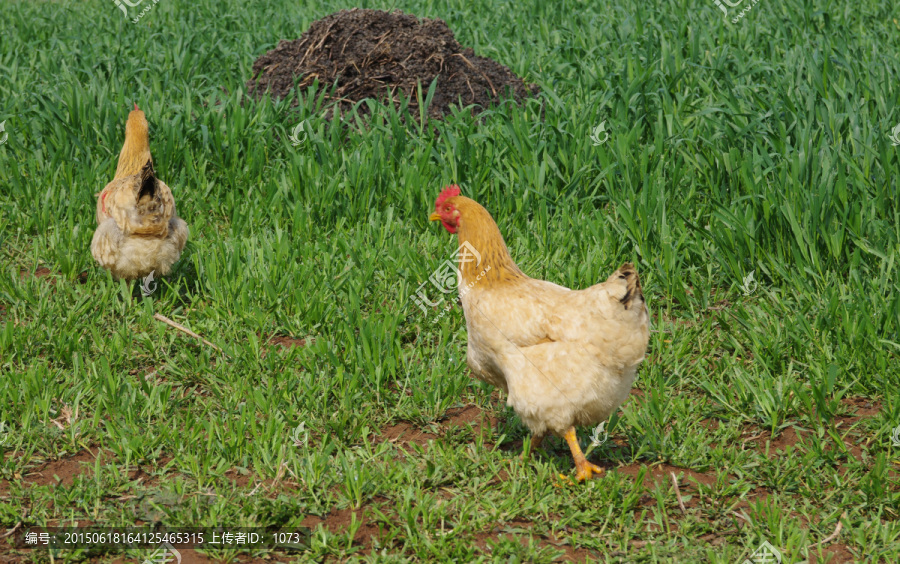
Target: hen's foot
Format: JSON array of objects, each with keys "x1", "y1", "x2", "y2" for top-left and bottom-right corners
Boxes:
[
  {"x1": 574, "y1": 459, "x2": 604, "y2": 482},
  {"x1": 563, "y1": 426, "x2": 603, "y2": 482}
]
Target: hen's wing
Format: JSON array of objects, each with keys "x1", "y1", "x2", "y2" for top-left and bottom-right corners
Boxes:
[
  {"x1": 543, "y1": 263, "x2": 649, "y2": 367},
  {"x1": 461, "y1": 277, "x2": 569, "y2": 392},
  {"x1": 462, "y1": 278, "x2": 568, "y2": 344},
  {"x1": 97, "y1": 160, "x2": 177, "y2": 238},
  {"x1": 491, "y1": 264, "x2": 649, "y2": 435}
]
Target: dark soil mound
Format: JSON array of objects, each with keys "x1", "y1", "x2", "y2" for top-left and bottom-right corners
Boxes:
[{"x1": 246, "y1": 9, "x2": 538, "y2": 119}]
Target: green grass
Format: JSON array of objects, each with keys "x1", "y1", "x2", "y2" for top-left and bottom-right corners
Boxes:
[{"x1": 1, "y1": 0, "x2": 899, "y2": 561}]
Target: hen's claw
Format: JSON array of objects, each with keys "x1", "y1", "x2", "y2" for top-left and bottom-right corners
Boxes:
[{"x1": 574, "y1": 459, "x2": 604, "y2": 481}]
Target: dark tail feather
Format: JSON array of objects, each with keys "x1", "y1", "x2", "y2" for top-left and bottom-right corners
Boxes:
[
  {"x1": 617, "y1": 263, "x2": 643, "y2": 309},
  {"x1": 137, "y1": 159, "x2": 157, "y2": 201}
]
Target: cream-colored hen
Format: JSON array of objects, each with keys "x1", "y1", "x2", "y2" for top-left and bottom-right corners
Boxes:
[
  {"x1": 430, "y1": 186, "x2": 650, "y2": 481},
  {"x1": 91, "y1": 104, "x2": 188, "y2": 281}
]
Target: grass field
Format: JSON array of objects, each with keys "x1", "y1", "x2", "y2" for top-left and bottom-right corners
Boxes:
[{"x1": 2, "y1": 0, "x2": 900, "y2": 562}]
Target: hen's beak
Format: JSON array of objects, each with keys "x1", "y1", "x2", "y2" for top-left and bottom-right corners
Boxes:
[{"x1": 429, "y1": 213, "x2": 441, "y2": 222}]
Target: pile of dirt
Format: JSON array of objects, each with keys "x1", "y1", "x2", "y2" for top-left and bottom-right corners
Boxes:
[{"x1": 246, "y1": 9, "x2": 538, "y2": 119}]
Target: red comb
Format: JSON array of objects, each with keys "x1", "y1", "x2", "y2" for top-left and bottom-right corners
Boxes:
[
  {"x1": 435, "y1": 185, "x2": 461, "y2": 209},
  {"x1": 134, "y1": 103, "x2": 139, "y2": 111}
]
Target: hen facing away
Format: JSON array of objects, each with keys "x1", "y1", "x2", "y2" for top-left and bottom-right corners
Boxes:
[
  {"x1": 91, "y1": 104, "x2": 188, "y2": 281},
  {"x1": 429, "y1": 186, "x2": 650, "y2": 481}
]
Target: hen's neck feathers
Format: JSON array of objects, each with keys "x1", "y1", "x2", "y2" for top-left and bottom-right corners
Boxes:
[
  {"x1": 453, "y1": 197, "x2": 527, "y2": 285},
  {"x1": 115, "y1": 111, "x2": 152, "y2": 179}
]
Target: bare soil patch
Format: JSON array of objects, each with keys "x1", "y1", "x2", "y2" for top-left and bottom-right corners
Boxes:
[
  {"x1": 614, "y1": 462, "x2": 717, "y2": 503},
  {"x1": 266, "y1": 335, "x2": 308, "y2": 348},
  {"x1": 18, "y1": 267, "x2": 89, "y2": 284},
  {"x1": 379, "y1": 420, "x2": 438, "y2": 447},
  {"x1": 302, "y1": 505, "x2": 382, "y2": 548},
  {"x1": 808, "y1": 542, "x2": 856, "y2": 563},
  {"x1": 770, "y1": 425, "x2": 805, "y2": 451},
  {"x1": 840, "y1": 396, "x2": 881, "y2": 417},
  {"x1": 471, "y1": 527, "x2": 599, "y2": 562},
  {"x1": 19, "y1": 447, "x2": 103, "y2": 488},
  {"x1": 376, "y1": 404, "x2": 499, "y2": 450},
  {"x1": 1, "y1": 449, "x2": 175, "y2": 496},
  {"x1": 441, "y1": 404, "x2": 498, "y2": 437}
]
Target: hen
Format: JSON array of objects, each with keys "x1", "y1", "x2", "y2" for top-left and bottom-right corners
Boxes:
[
  {"x1": 91, "y1": 104, "x2": 188, "y2": 281},
  {"x1": 429, "y1": 186, "x2": 649, "y2": 481}
]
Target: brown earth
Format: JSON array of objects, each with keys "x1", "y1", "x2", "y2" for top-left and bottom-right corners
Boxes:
[
  {"x1": 18, "y1": 267, "x2": 89, "y2": 283},
  {"x1": 247, "y1": 9, "x2": 538, "y2": 119},
  {"x1": 376, "y1": 403, "x2": 500, "y2": 449},
  {"x1": 265, "y1": 335, "x2": 307, "y2": 348},
  {"x1": 301, "y1": 505, "x2": 382, "y2": 547},
  {"x1": 379, "y1": 419, "x2": 438, "y2": 447},
  {"x1": 0, "y1": 448, "x2": 176, "y2": 495},
  {"x1": 615, "y1": 462, "x2": 717, "y2": 491},
  {"x1": 808, "y1": 543, "x2": 856, "y2": 563},
  {"x1": 15, "y1": 447, "x2": 103, "y2": 489}
]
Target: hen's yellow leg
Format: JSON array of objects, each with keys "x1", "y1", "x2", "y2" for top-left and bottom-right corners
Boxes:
[{"x1": 563, "y1": 427, "x2": 603, "y2": 481}]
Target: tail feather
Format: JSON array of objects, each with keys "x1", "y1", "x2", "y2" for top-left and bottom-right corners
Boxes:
[{"x1": 616, "y1": 263, "x2": 643, "y2": 310}]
